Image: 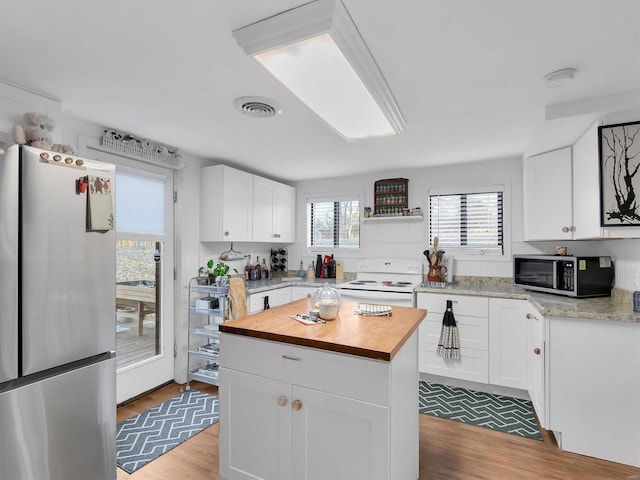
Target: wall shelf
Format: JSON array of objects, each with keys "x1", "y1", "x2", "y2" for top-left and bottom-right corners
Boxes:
[{"x1": 363, "y1": 215, "x2": 423, "y2": 223}]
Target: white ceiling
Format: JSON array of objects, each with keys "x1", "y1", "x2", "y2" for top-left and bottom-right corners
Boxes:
[{"x1": 1, "y1": 0, "x2": 639, "y2": 181}]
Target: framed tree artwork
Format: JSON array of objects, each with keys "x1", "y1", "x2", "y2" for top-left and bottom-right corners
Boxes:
[{"x1": 598, "y1": 120, "x2": 640, "y2": 226}]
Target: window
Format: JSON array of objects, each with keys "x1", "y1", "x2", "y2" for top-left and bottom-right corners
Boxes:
[
  {"x1": 429, "y1": 189, "x2": 503, "y2": 255},
  {"x1": 307, "y1": 196, "x2": 360, "y2": 249}
]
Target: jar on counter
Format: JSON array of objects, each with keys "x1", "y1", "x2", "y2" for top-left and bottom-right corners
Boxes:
[{"x1": 312, "y1": 283, "x2": 341, "y2": 320}]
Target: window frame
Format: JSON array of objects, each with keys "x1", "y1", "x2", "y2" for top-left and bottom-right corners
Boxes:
[
  {"x1": 306, "y1": 194, "x2": 361, "y2": 251},
  {"x1": 427, "y1": 185, "x2": 507, "y2": 258}
]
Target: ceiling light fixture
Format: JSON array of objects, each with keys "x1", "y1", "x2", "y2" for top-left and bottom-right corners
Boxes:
[
  {"x1": 543, "y1": 68, "x2": 576, "y2": 88},
  {"x1": 232, "y1": 0, "x2": 405, "y2": 142}
]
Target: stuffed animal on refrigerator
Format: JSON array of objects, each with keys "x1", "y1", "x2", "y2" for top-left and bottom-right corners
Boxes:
[{"x1": 12, "y1": 112, "x2": 77, "y2": 154}]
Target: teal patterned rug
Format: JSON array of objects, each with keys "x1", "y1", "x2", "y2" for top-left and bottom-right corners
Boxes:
[
  {"x1": 116, "y1": 390, "x2": 219, "y2": 473},
  {"x1": 419, "y1": 381, "x2": 542, "y2": 440}
]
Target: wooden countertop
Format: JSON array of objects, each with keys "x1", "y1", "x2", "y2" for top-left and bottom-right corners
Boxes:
[{"x1": 219, "y1": 299, "x2": 426, "y2": 361}]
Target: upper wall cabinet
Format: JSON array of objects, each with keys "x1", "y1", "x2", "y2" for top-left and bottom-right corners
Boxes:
[
  {"x1": 524, "y1": 122, "x2": 640, "y2": 241},
  {"x1": 200, "y1": 165, "x2": 296, "y2": 243},
  {"x1": 200, "y1": 165, "x2": 253, "y2": 242},
  {"x1": 523, "y1": 146, "x2": 575, "y2": 241},
  {"x1": 253, "y1": 176, "x2": 296, "y2": 243}
]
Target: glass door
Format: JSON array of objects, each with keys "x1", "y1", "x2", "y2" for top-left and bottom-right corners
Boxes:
[{"x1": 113, "y1": 166, "x2": 174, "y2": 403}]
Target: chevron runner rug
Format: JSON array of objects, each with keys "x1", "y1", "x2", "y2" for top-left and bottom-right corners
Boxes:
[
  {"x1": 419, "y1": 381, "x2": 542, "y2": 441},
  {"x1": 116, "y1": 390, "x2": 219, "y2": 473}
]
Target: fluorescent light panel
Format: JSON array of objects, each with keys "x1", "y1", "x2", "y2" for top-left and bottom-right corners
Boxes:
[{"x1": 233, "y1": 0, "x2": 405, "y2": 142}]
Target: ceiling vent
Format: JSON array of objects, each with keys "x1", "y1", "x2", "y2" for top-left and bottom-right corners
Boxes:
[{"x1": 234, "y1": 96, "x2": 282, "y2": 118}]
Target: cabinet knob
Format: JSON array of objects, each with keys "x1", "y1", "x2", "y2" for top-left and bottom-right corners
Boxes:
[
  {"x1": 278, "y1": 395, "x2": 287, "y2": 407},
  {"x1": 224, "y1": 231, "x2": 230, "y2": 236},
  {"x1": 534, "y1": 348, "x2": 541, "y2": 355},
  {"x1": 292, "y1": 399, "x2": 302, "y2": 411},
  {"x1": 562, "y1": 226, "x2": 569, "y2": 233},
  {"x1": 526, "y1": 313, "x2": 537, "y2": 320}
]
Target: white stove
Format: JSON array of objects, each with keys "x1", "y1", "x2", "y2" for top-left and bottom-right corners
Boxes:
[{"x1": 336, "y1": 259, "x2": 422, "y2": 307}]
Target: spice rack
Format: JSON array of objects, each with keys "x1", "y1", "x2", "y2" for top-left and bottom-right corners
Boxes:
[{"x1": 374, "y1": 178, "x2": 409, "y2": 217}]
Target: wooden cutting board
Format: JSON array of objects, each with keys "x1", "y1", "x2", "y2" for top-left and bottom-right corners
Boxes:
[{"x1": 228, "y1": 277, "x2": 248, "y2": 319}]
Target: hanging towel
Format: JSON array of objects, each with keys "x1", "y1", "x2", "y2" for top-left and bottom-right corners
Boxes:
[
  {"x1": 437, "y1": 300, "x2": 460, "y2": 359},
  {"x1": 87, "y1": 176, "x2": 114, "y2": 231}
]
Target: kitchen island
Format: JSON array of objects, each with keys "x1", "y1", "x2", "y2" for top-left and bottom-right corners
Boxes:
[{"x1": 218, "y1": 299, "x2": 426, "y2": 480}]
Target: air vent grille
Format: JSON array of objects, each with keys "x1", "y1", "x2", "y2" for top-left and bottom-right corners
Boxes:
[{"x1": 234, "y1": 96, "x2": 282, "y2": 118}]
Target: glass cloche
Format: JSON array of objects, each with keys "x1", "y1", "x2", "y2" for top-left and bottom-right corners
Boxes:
[{"x1": 312, "y1": 283, "x2": 341, "y2": 320}]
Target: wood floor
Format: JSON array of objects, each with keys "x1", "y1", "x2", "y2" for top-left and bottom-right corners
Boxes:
[{"x1": 116, "y1": 382, "x2": 640, "y2": 480}]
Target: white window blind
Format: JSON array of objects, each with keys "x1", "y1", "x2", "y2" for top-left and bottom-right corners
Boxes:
[
  {"x1": 429, "y1": 190, "x2": 503, "y2": 255},
  {"x1": 116, "y1": 169, "x2": 166, "y2": 235},
  {"x1": 307, "y1": 196, "x2": 360, "y2": 249}
]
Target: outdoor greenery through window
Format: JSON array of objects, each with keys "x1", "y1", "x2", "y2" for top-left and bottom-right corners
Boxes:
[
  {"x1": 307, "y1": 197, "x2": 360, "y2": 249},
  {"x1": 429, "y1": 189, "x2": 503, "y2": 255}
]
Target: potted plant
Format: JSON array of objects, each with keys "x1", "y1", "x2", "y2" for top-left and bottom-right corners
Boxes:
[{"x1": 198, "y1": 260, "x2": 238, "y2": 290}]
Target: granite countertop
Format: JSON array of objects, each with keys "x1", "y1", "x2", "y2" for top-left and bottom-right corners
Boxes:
[
  {"x1": 245, "y1": 277, "x2": 339, "y2": 294},
  {"x1": 415, "y1": 283, "x2": 640, "y2": 324},
  {"x1": 219, "y1": 299, "x2": 426, "y2": 361}
]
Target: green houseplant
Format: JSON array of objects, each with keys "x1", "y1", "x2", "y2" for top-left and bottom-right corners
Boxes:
[{"x1": 199, "y1": 260, "x2": 231, "y2": 279}]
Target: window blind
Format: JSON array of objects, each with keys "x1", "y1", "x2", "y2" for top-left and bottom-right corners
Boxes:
[
  {"x1": 307, "y1": 197, "x2": 360, "y2": 248},
  {"x1": 116, "y1": 169, "x2": 166, "y2": 235},
  {"x1": 429, "y1": 191, "x2": 503, "y2": 254}
]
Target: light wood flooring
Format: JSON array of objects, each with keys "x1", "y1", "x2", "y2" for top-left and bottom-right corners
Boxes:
[{"x1": 117, "y1": 382, "x2": 640, "y2": 480}]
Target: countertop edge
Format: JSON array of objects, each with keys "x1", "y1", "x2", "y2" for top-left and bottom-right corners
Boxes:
[
  {"x1": 219, "y1": 324, "x2": 394, "y2": 361},
  {"x1": 415, "y1": 286, "x2": 640, "y2": 324}
]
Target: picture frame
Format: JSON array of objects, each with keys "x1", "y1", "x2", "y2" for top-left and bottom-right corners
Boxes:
[{"x1": 598, "y1": 120, "x2": 640, "y2": 226}]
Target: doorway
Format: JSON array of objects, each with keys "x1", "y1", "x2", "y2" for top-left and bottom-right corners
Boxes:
[{"x1": 113, "y1": 166, "x2": 175, "y2": 403}]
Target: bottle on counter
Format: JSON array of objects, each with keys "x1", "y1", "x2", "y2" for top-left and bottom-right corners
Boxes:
[
  {"x1": 255, "y1": 256, "x2": 262, "y2": 280},
  {"x1": 315, "y1": 254, "x2": 323, "y2": 278},
  {"x1": 327, "y1": 255, "x2": 336, "y2": 278},
  {"x1": 307, "y1": 262, "x2": 316, "y2": 280},
  {"x1": 244, "y1": 256, "x2": 251, "y2": 281},
  {"x1": 262, "y1": 258, "x2": 269, "y2": 279}
]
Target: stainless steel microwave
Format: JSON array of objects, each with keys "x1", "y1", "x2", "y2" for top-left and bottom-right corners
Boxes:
[{"x1": 513, "y1": 255, "x2": 614, "y2": 297}]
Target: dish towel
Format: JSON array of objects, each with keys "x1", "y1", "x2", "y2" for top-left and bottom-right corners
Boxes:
[
  {"x1": 87, "y1": 176, "x2": 114, "y2": 231},
  {"x1": 437, "y1": 300, "x2": 460, "y2": 359}
]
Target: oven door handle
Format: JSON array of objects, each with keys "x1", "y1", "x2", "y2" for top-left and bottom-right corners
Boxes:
[{"x1": 338, "y1": 289, "x2": 413, "y2": 302}]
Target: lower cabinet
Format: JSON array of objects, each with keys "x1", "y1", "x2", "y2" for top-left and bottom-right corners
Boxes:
[
  {"x1": 547, "y1": 316, "x2": 640, "y2": 468},
  {"x1": 290, "y1": 286, "x2": 317, "y2": 302},
  {"x1": 417, "y1": 293, "x2": 489, "y2": 383},
  {"x1": 488, "y1": 298, "x2": 528, "y2": 389},
  {"x1": 248, "y1": 287, "x2": 291, "y2": 314},
  {"x1": 219, "y1": 332, "x2": 419, "y2": 480},
  {"x1": 526, "y1": 304, "x2": 546, "y2": 428}
]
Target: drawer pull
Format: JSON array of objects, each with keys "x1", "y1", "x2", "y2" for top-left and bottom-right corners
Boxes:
[
  {"x1": 292, "y1": 399, "x2": 302, "y2": 411},
  {"x1": 282, "y1": 355, "x2": 302, "y2": 361},
  {"x1": 278, "y1": 395, "x2": 288, "y2": 406}
]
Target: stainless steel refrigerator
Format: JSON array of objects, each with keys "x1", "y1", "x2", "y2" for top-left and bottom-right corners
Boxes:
[{"x1": 0, "y1": 145, "x2": 117, "y2": 480}]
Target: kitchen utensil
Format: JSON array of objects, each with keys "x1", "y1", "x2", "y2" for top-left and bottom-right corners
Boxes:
[
  {"x1": 430, "y1": 237, "x2": 439, "y2": 265},
  {"x1": 436, "y1": 250, "x2": 445, "y2": 265},
  {"x1": 423, "y1": 249, "x2": 431, "y2": 265}
]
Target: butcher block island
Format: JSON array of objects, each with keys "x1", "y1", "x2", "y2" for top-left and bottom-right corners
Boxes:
[{"x1": 218, "y1": 299, "x2": 426, "y2": 480}]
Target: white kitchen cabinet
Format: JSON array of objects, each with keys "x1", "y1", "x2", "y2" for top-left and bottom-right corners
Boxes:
[
  {"x1": 417, "y1": 293, "x2": 489, "y2": 383},
  {"x1": 547, "y1": 316, "x2": 640, "y2": 468},
  {"x1": 219, "y1": 332, "x2": 418, "y2": 480},
  {"x1": 571, "y1": 122, "x2": 604, "y2": 239},
  {"x1": 525, "y1": 303, "x2": 546, "y2": 428},
  {"x1": 488, "y1": 298, "x2": 528, "y2": 389},
  {"x1": 523, "y1": 146, "x2": 574, "y2": 241},
  {"x1": 252, "y1": 176, "x2": 296, "y2": 243},
  {"x1": 290, "y1": 286, "x2": 316, "y2": 302},
  {"x1": 200, "y1": 165, "x2": 253, "y2": 242},
  {"x1": 247, "y1": 287, "x2": 291, "y2": 314}
]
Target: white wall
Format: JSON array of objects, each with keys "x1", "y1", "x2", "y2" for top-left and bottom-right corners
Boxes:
[{"x1": 291, "y1": 158, "x2": 640, "y2": 291}]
